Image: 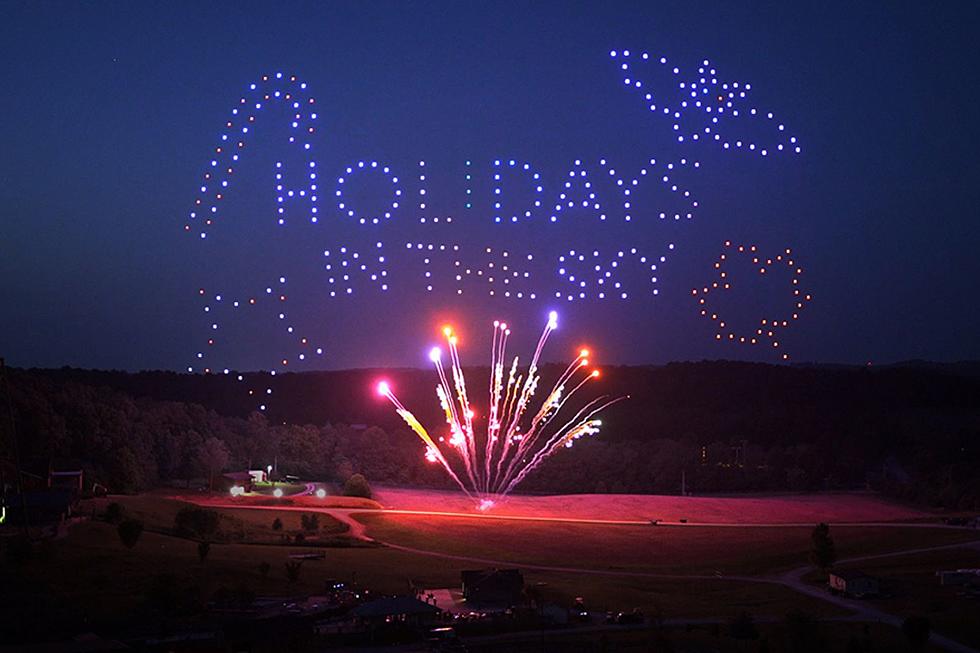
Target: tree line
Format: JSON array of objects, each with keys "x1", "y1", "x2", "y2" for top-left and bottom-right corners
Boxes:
[{"x1": 3, "y1": 361, "x2": 979, "y2": 508}]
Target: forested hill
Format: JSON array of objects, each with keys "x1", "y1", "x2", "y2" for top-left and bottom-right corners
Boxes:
[
  {"x1": 5, "y1": 362, "x2": 979, "y2": 505},
  {"x1": 27, "y1": 360, "x2": 980, "y2": 447}
]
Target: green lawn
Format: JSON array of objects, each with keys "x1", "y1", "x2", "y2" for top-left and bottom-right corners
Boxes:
[
  {"x1": 355, "y1": 513, "x2": 979, "y2": 576},
  {"x1": 6, "y1": 498, "x2": 976, "y2": 648},
  {"x1": 829, "y1": 546, "x2": 980, "y2": 648},
  {"x1": 85, "y1": 495, "x2": 349, "y2": 542},
  {"x1": 463, "y1": 621, "x2": 948, "y2": 653},
  {"x1": 2, "y1": 521, "x2": 841, "y2": 636}
]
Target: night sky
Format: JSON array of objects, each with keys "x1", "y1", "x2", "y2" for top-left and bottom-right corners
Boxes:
[{"x1": 2, "y1": 1, "x2": 979, "y2": 372}]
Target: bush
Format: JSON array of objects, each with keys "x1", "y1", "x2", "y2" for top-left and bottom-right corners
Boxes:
[
  {"x1": 117, "y1": 518, "x2": 144, "y2": 549},
  {"x1": 343, "y1": 473, "x2": 372, "y2": 499},
  {"x1": 300, "y1": 513, "x2": 320, "y2": 532},
  {"x1": 174, "y1": 506, "x2": 219, "y2": 540},
  {"x1": 285, "y1": 560, "x2": 302, "y2": 583},
  {"x1": 809, "y1": 523, "x2": 836, "y2": 570},
  {"x1": 104, "y1": 502, "x2": 125, "y2": 524}
]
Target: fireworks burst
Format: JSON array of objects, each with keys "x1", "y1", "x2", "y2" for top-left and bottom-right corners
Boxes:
[{"x1": 377, "y1": 311, "x2": 626, "y2": 506}]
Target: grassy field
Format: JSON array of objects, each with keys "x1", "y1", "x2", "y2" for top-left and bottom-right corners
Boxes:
[
  {"x1": 6, "y1": 490, "x2": 974, "y2": 648},
  {"x1": 827, "y1": 546, "x2": 980, "y2": 647},
  {"x1": 463, "y1": 621, "x2": 949, "y2": 653},
  {"x1": 374, "y1": 486, "x2": 932, "y2": 523},
  {"x1": 355, "y1": 513, "x2": 979, "y2": 575},
  {"x1": 1, "y1": 520, "x2": 843, "y2": 637},
  {"x1": 184, "y1": 491, "x2": 382, "y2": 510},
  {"x1": 86, "y1": 495, "x2": 349, "y2": 542},
  {"x1": 2, "y1": 520, "x2": 396, "y2": 638}
]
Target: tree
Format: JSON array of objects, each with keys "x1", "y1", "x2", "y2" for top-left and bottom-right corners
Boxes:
[
  {"x1": 343, "y1": 473, "x2": 372, "y2": 499},
  {"x1": 902, "y1": 616, "x2": 931, "y2": 652},
  {"x1": 117, "y1": 518, "x2": 144, "y2": 549},
  {"x1": 809, "y1": 522, "x2": 836, "y2": 570},
  {"x1": 334, "y1": 458, "x2": 354, "y2": 484},
  {"x1": 104, "y1": 502, "x2": 125, "y2": 524},
  {"x1": 285, "y1": 560, "x2": 302, "y2": 583},
  {"x1": 174, "y1": 506, "x2": 219, "y2": 540},
  {"x1": 197, "y1": 540, "x2": 211, "y2": 563},
  {"x1": 272, "y1": 517, "x2": 283, "y2": 531},
  {"x1": 196, "y1": 436, "x2": 230, "y2": 492},
  {"x1": 786, "y1": 466, "x2": 808, "y2": 491}
]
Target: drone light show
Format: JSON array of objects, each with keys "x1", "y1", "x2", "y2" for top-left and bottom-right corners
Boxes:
[
  {"x1": 183, "y1": 50, "x2": 810, "y2": 412},
  {"x1": 611, "y1": 50, "x2": 802, "y2": 155},
  {"x1": 377, "y1": 311, "x2": 624, "y2": 507}
]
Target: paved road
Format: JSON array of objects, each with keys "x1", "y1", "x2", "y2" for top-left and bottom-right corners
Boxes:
[{"x1": 197, "y1": 499, "x2": 980, "y2": 652}]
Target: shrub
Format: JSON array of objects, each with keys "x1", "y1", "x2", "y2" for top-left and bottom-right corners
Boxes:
[
  {"x1": 174, "y1": 506, "x2": 219, "y2": 540},
  {"x1": 809, "y1": 522, "x2": 836, "y2": 570},
  {"x1": 343, "y1": 473, "x2": 372, "y2": 499},
  {"x1": 285, "y1": 560, "x2": 302, "y2": 583},
  {"x1": 117, "y1": 518, "x2": 144, "y2": 549},
  {"x1": 104, "y1": 502, "x2": 125, "y2": 524},
  {"x1": 300, "y1": 513, "x2": 320, "y2": 532}
]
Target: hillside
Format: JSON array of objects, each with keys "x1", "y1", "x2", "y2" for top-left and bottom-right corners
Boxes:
[{"x1": 5, "y1": 362, "x2": 979, "y2": 505}]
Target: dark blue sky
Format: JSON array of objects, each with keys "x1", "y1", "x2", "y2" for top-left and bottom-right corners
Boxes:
[{"x1": 2, "y1": 1, "x2": 978, "y2": 372}]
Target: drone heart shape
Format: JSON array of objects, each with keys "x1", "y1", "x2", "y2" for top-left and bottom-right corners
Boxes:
[{"x1": 184, "y1": 51, "x2": 810, "y2": 410}]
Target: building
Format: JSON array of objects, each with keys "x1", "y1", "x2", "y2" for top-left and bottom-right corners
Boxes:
[
  {"x1": 351, "y1": 596, "x2": 442, "y2": 626},
  {"x1": 937, "y1": 569, "x2": 980, "y2": 586},
  {"x1": 829, "y1": 570, "x2": 879, "y2": 598},
  {"x1": 460, "y1": 569, "x2": 524, "y2": 607},
  {"x1": 218, "y1": 471, "x2": 254, "y2": 493},
  {"x1": 48, "y1": 468, "x2": 84, "y2": 495},
  {"x1": 2, "y1": 488, "x2": 76, "y2": 525}
]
